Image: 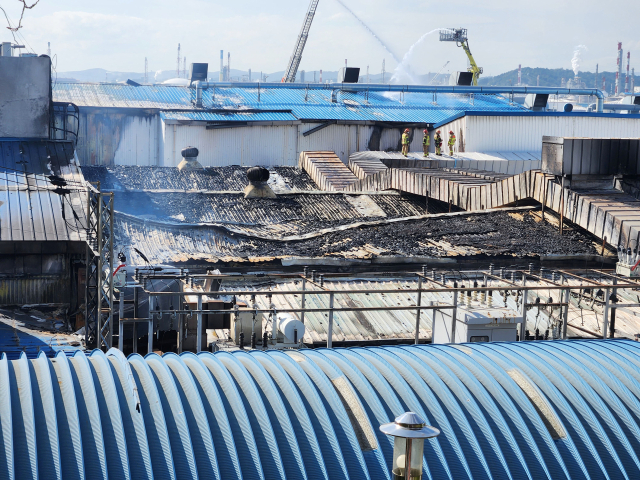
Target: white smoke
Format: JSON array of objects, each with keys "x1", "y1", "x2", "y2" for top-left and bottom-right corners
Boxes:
[
  {"x1": 391, "y1": 28, "x2": 455, "y2": 85},
  {"x1": 571, "y1": 45, "x2": 587, "y2": 76},
  {"x1": 154, "y1": 70, "x2": 164, "y2": 81}
]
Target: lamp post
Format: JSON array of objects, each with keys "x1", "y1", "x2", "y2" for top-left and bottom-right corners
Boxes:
[{"x1": 379, "y1": 412, "x2": 440, "y2": 480}]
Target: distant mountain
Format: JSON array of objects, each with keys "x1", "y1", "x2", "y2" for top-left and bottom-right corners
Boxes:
[{"x1": 478, "y1": 67, "x2": 638, "y2": 92}]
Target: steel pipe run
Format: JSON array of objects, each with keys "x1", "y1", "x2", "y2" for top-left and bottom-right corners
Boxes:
[{"x1": 194, "y1": 81, "x2": 606, "y2": 113}]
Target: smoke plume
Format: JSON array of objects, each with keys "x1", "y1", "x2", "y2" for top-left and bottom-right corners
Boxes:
[{"x1": 571, "y1": 45, "x2": 587, "y2": 76}]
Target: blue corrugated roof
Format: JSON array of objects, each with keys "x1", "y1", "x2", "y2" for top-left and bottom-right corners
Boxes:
[
  {"x1": 2, "y1": 340, "x2": 640, "y2": 479},
  {"x1": 53, "y1": 83, "x2": 528, "y2": 124}
]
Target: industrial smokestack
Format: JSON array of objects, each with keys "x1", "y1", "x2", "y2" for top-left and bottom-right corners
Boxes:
[
  {"x1": 177, "y1": 43, "x2": 181, "y2": 78},
  {"x1": 616, "y1": 42, "x2": 623, "y2": 95},
  {"x1": 228, "y1": 52, "x2": 231, "y2": 81},
  {"x1": 248, "y1": 68, "x2": 251, "y2": 82},
  {"x1": 47, "y1": 42, "x2": 51, "y2": 57},
  {"x1": 219, "y1": 50, "x2": 224, "y2": 82},
  {"x1": 319, "y1": 69, "x2": 323, "y2": 83},
  {"x1": 518, "y1": 64, "x2": 522, "y2": 86},
  {"x1": 602, "y1": 75, "x2": 606, "y2": 91},
  {"x1": 626, "y1": 52, "x2": 631, "y2": 93}
]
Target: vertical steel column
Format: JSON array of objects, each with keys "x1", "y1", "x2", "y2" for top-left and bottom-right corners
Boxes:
[
  {"x1": 602, "y1": 287, "x2": 611, "y2": 339},
  {"x1": 520, "y1": 275, "x2": 527, "y2": 341},
  {"x1": 561, "y1": 281, "x2": 570, "y2": 340},
  {"x1": 197, "y1": 295, "x2": 203, "y2": 353},
  {"x1": 96, "y1": 193, "x2": 104, "y2": 347},
  {"x1": 414, "y1": 276, "x2": 422, "y2": 344},
  {"x1": 609, "y1": 278, "x2": 618, "y2": 338},
  {"x1": 327, "y1": 292, "x2": 334, "y2": 348},
  {"x1": 429, "y1": 301, "x2": 435, "y2": 341},
  {"x1": 107, "y1": 194, "x2": 114, "y2": 348},
  {"x1": 301, "y1": 276, "x2": 307, "y2": 326},
  {"x1": 118, "y1": 291, "x2": 125, "y2": 351},
  {"x1": 559, "y1": 175, "x2": 565, "y2": 235},
  {"x1": 147, "y1": 320, "x2": 153, "y2": 354},
  {"x1": 450, "y1": 290, "x2": 458, "y2": 343},
  {"x1": 177, "y1": 281, "x2": 183, "y2": 354}
]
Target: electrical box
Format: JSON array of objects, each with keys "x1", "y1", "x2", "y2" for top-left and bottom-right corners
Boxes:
[
  {"x1": 432, "y1": 304, "x2": 522, "y2": 344},
  {"x1": 230, "y1": 308, "x2": 263, "y2": 345},
  {"x1": 616, "y1": 263, "x2": 640, "y2": 278}
]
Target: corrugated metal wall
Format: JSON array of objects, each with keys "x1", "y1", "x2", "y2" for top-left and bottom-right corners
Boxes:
[
  {"x1": 462, "y1": 115, "x2": 640, "y2": 152},
  {"x1": 164, "y1": 123, "x2": 299, "y2": 167},
  {"x1": 434, "y1": 117, "x2": 468, "y2": 154},
  {"x1": 162, "y1": 122, "x2": 422, "y2": 167},
  {"x1": 76, "y1": 111, "x2": 160, "y2": 166},
  {"x1": 0, "y1": 276, "x2": 69, "y2": 305}
]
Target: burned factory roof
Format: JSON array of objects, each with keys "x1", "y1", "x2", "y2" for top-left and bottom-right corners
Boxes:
[
  {"x1": 81, "y1": 165, "x2": 319, "y2": 192},
  {"x1": 0, "y1": 140, "x2": 87, "y2": 242}
]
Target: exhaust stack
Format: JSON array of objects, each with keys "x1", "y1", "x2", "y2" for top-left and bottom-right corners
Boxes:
[
  {"x1": 178, "y1": 146, "x2": 204, "y2": 171},
  {"x1": 244, "y1": 167, "x2": 276, "y2": 199}
]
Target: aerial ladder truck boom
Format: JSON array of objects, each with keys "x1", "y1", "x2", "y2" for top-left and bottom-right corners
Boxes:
[
  {"x1": 440, "y1": 28, "x2": 483, "y2": 86},
  {"x1": 282, "y1": 0, "x2": 320, "y2": 83}
]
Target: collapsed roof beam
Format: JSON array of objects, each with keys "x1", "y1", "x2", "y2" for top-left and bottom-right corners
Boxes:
[{"x1": 194, "y1": 82, "x2": 606, "y2": 113}]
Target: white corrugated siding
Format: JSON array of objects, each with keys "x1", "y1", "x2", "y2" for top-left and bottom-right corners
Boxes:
[
  {"x1": 298, "y1": 123, "x2": 358, "y2": 164},
  {"x1": 462, "y1": 115, "x2": 640, "y2": 152},
  {"x1": 434, "y1": 116, "x2": 468, "y2": 154},
  {"x1": 163, "y1": 123, "x2": 298, "y2": 167},
  {"x1": 113, "y1": 115, "x2": 160, "y2": 166},
  {"x1": 76, "y1": 111, "x2": 159, "y2": 166}
]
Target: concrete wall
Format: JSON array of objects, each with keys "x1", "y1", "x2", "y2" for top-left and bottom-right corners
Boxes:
[{"x1": 0, "y1": 56, "x2": 50, "y2": 138}]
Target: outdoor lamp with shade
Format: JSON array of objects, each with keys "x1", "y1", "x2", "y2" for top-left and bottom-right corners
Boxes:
[{"x1": 379, "y1": 412, "x2": 440, "y2": 480}]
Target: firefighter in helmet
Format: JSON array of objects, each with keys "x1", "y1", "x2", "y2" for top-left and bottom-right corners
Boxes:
[
  {"x1": 434, "y1": 130, "x2": 443, "y2": 156},
  {"x1": 422, "y1": 129, "x2": 430, "y2": 157},
  {"x1": 401, "y1": 128, "x2": 410, "y2": 156},
  {"x1": 448, "y1": 130, "x2": 456, "y2": 156}
]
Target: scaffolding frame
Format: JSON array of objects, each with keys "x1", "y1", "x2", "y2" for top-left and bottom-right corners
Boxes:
[{"x1": 85, "y1": 183, "x2": 115, "y2": 350}]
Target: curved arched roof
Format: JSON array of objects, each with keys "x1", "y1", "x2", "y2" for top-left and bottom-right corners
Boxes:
[{"x1": 2, "y1": 340, "x2": 640, "y2": 479}]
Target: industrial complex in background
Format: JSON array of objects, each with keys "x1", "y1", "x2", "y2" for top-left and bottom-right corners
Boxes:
[{"x1": 1, "y1": 1, "x2": 640, "y2": 478}]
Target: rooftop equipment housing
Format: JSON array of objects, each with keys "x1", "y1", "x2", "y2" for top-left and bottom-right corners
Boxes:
[
  {"x1": 339, "y1": 67, "x2": 360, "y2": 83},
  {"x1": 189, "y1": 62, "x2": 208, "y2": 86}
]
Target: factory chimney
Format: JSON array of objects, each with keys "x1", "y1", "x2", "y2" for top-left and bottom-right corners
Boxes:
[
  {"x1": 177, "y1": 43, "x2": 181, "y2": 78},
  {"x1": 219, "y1": 50, "x2": 224, "y2": 82},
  {"x1": 227, "y1": 52, "x2": 231, "y2": 81},
  {"x1": 616, "y1": 42, "x2": 623, "y2": 95},
  {"x1": 319, "y1": 69, "x2": 323, "y2": 83},
  {"x1": 47, "y1": 42, "x2": 51, "y2": 57},
  {"x1": 248, "y1": 68, "x2": 252, "y2": 82},
  {"x1": 517, "y1": 64, "x2": 522, "y2": 86},
  {"x1": 625, "y1": 52, "x2": 630, "y2": 93},
  {"x1": 602, "y1": 75, "x2": 606, "y2": 91}
]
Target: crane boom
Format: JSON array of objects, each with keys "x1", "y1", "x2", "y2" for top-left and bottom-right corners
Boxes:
[
  {"x1": 439, "y1": 28, "x2": 483, "y2": 86},
  {"x1": 282, "y1": 0, "x2": 320, "y2": 83}
]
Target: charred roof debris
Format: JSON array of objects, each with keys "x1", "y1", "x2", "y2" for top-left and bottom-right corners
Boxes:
[{"x1": 1, "y1": 52, "x2": 640, "y2": 359}]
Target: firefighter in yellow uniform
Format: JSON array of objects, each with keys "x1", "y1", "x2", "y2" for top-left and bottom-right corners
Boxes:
[
  {"x1": 448, "y1": 130, "x2": 456, "y2": 156},
  {"x1": 422, "y1": 129, "x2": 430, "y2": 157},
  {"x1": 401, "y1": 128, "x2": 410, "y2": 156},
  {"x1": 434, "y1": 130, "x2": 443, "y2": 156}
]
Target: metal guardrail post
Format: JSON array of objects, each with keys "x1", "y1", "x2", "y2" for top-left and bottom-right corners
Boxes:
[
  {"x1": 602, "y1": 287, "x2": 611, "y2": 339},
  {"x1": 450, "y1": 290, "x2": 458, "y2": 343},
  {"x1": 301, "y1": 274, "x2": 307, "y2": 326},
  {"x1": 520, "y1": 274, "x2": 527, "y2": 341},
  {"x1": 561, "y1": 286, "x2": 570, "y2": 340},
  {"x1": 415, "y1": 276, "x2": 423, "y2": 345},
  {"x1": 197, "y1": 295, "x2": 203, "y2": 353},
  {"x1": 610, "y1": 278, "x2": 618, "y2": 338},
  {"x1": 118, "y1": 291, "x2": 125, "y2": 351},
  {"x1": 327, "y1": 292, "x2": 334, "y2": 348},
  {"x1": 147, "y1": 319, "x2": 153, "y2": 354}
]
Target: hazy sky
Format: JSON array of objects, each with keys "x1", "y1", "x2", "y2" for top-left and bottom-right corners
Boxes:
[{"x1": 2, "y1": 0, "x2": 639, "y2": 77}]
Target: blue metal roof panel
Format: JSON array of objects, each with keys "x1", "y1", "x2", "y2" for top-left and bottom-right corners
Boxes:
[
  {"x1": 54, "y1": 83, "x2": 527, "y2": 124},
  {"x1": 3, "y1": 340, "x2": 640, "y2": 479}
]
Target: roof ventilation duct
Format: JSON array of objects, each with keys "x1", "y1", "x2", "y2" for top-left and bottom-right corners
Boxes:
[
  {"x1": 244, "y1": 166, "x2": 276, "y2": 199},
  {"x1": 177, "y1": 146, "x2": 204, "y2": 171}
]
